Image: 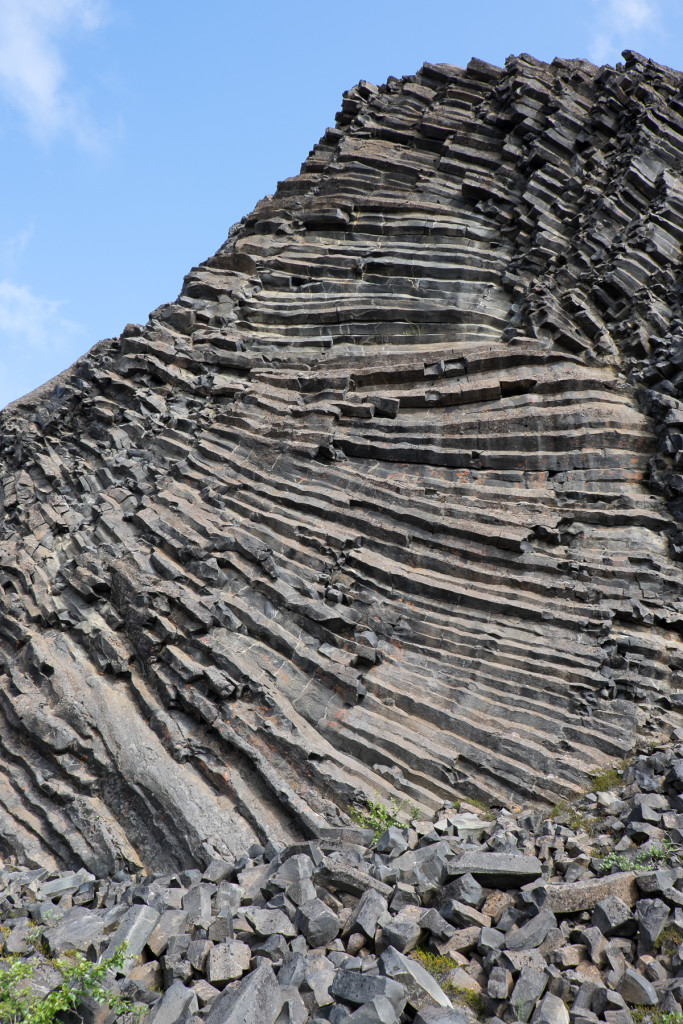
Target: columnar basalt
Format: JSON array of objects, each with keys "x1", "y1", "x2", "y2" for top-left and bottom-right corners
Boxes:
[{"x1": 1, "y1": 51, "x2": 683, "y2": 873}]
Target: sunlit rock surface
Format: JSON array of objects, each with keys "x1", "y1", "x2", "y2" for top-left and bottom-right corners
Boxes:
[{"x1": 1, "y1": 51, "x2": 683, "y2": 872}]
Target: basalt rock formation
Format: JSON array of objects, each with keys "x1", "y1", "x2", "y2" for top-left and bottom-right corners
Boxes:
[{"x1": 2, "y1": 51, "x2": 683, "y2": 874}]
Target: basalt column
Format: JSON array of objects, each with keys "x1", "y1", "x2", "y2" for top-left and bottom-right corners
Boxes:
[{"x1": 1, "y1": 51, "x2": 683, "y2": 872}]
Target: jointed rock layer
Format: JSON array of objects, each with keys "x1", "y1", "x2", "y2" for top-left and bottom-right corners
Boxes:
[{"x1": 2, "y1": 51, "x2": 683, "y2": 872}]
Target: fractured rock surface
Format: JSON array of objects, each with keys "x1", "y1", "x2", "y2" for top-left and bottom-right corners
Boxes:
[{"x1": 1, "y1": 51, "x2": 683, "y2": 871}]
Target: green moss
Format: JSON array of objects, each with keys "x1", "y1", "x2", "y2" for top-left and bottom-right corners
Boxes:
[
  {"x1": 588, "y1": 766, "x2": 623, "y2": 792},
  {"x1": 446, "y1": 984, "x2": 485, "y2": 1017},
  {"x1": 631, "y1": 1010, "x2": 683, "y2": 1024},
  {"x1": 411, "y1": 947, "x2": 484, "y2": 1018},
  {"x1": 411, "y1": 946, "x2": 454, "y2": 979},
  {"x1": 654, "y1": 925, "x2": 682, "y2": 957}
]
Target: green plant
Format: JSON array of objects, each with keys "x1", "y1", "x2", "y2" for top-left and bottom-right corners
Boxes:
[
  {"x1": 598, "y1": 841, "x2": 673, "y2": 874},
  {"x1": 446, "y1": 984, "x2": 485, "y2": 1018},
  {"x1": 654, "y1": 925, "x2": 682, "y2": 957},
  {"x1": 566, "y1": 810, "x2": 598, "y2": 834},
  {"x1": 460, "y1": 796, "x2": 495, "y2": 820},
  {"x1": 0, "y1": 943, "x2": 143, "y2": 1024},
  {"x1": 411, "y1": 947, "x2": 484, "y2": 1017},
  {"x1": 348, "y1": 796, "x2": 414, "y2": 841},
  {"x1": 588, "y1": 766, "x2": 624, "y2": 793},
  {"x1": 631, "y1": 1010, "x2": 683, "y2": 1024},
  {"x1": 411, "y1": 946, "x2": 454, "y2": 978}
]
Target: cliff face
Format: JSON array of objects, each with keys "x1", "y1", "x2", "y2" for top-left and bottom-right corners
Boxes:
[{"x1": 2, "y1": 51, "x2": 683, "y2": 873}]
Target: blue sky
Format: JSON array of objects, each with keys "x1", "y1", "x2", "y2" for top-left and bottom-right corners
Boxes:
[{"x1": 0, "y1": 0, "x2": 681, "y2": 410}]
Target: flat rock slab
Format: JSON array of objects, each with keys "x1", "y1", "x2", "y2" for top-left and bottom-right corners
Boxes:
[
  {"x1": 538, "y1": 873, "x2": 638, "y2": 914},
  {"x1": 448, "y1": 854, "x2": 543, "y2": 888}
]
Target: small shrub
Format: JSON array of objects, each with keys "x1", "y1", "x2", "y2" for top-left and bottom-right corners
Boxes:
[
  {"x1": 348, "y1": 796, "x2": 417, "y2": 841},
  {"x1": 0, "y1": 943, "x2": 143, "y2": 1024},
  {"x1": 598, "y1": 841, "x2": 672, "y2": 874}
]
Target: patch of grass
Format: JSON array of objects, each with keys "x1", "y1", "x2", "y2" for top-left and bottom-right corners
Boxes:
[
  {"x1": 631, "y1": 1010, "x2": 683, "y2": 1024},
  {"x1": 548, "y1": 800, "x2": 569, "y2": 820},
  {"x1": 547, "y1": 802, "x2": 599, "y2": 834},
  {"x1": 348, "y1": 796, "x2": 419, "y2": 842},
  {"x1": 566, "y1": 810, "x2": 598, "y2": 834},
  {"x1": 588, "y1": 765, "x2": 624, "y2": 792},
  {"x1": 411, "y1": 947, "x2": 484, "y2": 1017},
  {"x1": 411, "y1": 947, "x2": 454, "y2": 979},
  {"x1": 654, "y1": 925, "x2": 682, "y2": 957},
  {"x1": 461, "y1": 796, "x2": 495, "y2": 821},
  {"x1": 547, "y1": 761, "x2": 626, "y2": 823},
  {"x1": 446, "y1": 984, "x2": 485, "y2": 1018}
]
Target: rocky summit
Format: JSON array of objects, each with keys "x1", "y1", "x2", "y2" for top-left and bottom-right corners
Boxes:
[{"x1": 1, "y1": 50, "x2": 683, "y2": 882}]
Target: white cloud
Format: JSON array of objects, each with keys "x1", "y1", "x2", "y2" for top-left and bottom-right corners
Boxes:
[
  {"x1": 0, "y1": 0, "x2": 104, "y2": 146},
  {"x1": 589, "y1": 0, "x2": 660, "y2": 65},
  {"x1": 0, "y1": 279, "x2": 83, "y2": 350},
  {"x1": 0, "y1": 225, "x2": 34, "y2": 272},
  {"x1": 0, "y1": 278, "x2": 86, "y2": 408}
]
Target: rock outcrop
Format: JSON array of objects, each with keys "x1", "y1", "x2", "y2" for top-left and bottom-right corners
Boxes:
[{"x1": 1, "y1": 50, "x2": 683, "y2": 872}]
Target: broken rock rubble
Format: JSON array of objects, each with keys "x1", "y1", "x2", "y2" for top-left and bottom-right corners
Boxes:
[{"x1": 3, "y1": 740, "x2": 683, "y2": 1024}]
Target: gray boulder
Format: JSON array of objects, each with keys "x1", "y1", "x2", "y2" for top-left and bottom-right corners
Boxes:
[
  {"x1": 294, "y1": 898, "x2": 340, "y2": 947},
  {"x1": 206, "y1": 962, "x2": 283, "y2": 1024}
]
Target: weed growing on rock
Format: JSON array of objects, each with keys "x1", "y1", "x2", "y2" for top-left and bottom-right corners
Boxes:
[
  {"x1": 348, "y1": 797, "x2": 418, "y2": 841},
  {"x1": 588, "y1": 766, "x2": 624, "y2": 792},
  {"x1": 631, "y1": 1010, "x2": 683, "y2": 1024},
  {"x1": 654, "y1": 925, "x2": 682, "y2": 957},
  {"x1": 598, "y1": 842, "x2": 672, "y2": 874},
  {"x1": 411, "y1": 946, "x2": 454, "y2": 978},
  {"x1": 411, "y1": 946, "x2": 484, "y2": 1018},
  {"x1": 0, "y1": 944, "x2": 141, "y2": 1024},
  {"x1": 447, "y1": 984, "x2": 485, "y2": 1018}
]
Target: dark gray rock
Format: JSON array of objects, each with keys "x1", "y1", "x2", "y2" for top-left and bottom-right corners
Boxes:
[
  {"x1": 330, "y1": 970, "x2": 406, "y2": 1013},
  {"x1": 505, "y1": 909, "x2": 557, "y2": 951},
  {"x1": 509, "y1": 967, "x2": 548, "y2": 1023},
  {"x1": 444, "y1": 872, "x2": 483, "y2": 908},
  {"x1": 414, "y1": 1011, "x2": 469, "y2": 1024},
  {"x1": 245, "y1": 907, "x2": 297, "y2": 938},
  {"x1": 379, "y1": 915, "x2": 423, "y2": 954},
  {"x1": 344, "y1": 889, "x2": 388, "y2": 939},
  {"x1": 294, "y1": 899, "x2": 340, "y2": 947},
  {"x1": 375, "y1": 827, "x2": 408, "y2": 857},
  {"x1": 591, "y1": 896, "x2": 637, "y2": 938},
  {"x1": 636, "y1": 897, "x2": 669, "y2": 954},
  {"x1": 43, "y1": 908, "x2": 105, "y2": 955},
  {"x1": 448, "y1": 854, "x2": 543, "y2": 888},
  {"x1": 206, "y1": 940, "x2": 251, "y2": 983},
  {"x1": 206, "y1": 962, "x2": 283, "y2": 1024},
  {"x1": 147, "y1": 981, "x2": 198, "y2": 1024},
  {"x1": 617, "y1": 969, "x2": 658, "y2": 1006},
  {"x1": 103, "y1": 904, "x2": 160, "y2": 967},
  {"x1": 345, "y1": 996, "x2": 400, "y2": 1023}
]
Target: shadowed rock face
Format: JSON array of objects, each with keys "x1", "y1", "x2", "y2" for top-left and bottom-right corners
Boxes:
[{"x1": 2, "y1": 51, "x2": 683, "y2": 873}]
